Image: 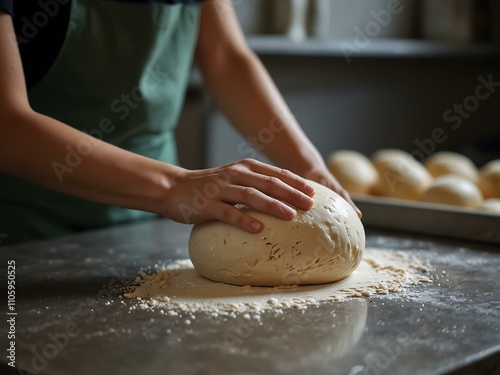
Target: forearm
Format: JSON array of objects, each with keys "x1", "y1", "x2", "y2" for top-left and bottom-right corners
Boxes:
[
  {"x1": 199, "y1": 48, "x2": 361, "y2": 216},
  {"x1": 200, "y1": 50, "x2": 326, "y2": 175},
  {"x1": 0, "y1": 109, "x2": 180, "y2": 215}
]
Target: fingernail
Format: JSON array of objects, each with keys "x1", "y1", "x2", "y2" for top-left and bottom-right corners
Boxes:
[
  {"x1": 303, "y1": 195, "x2": 314, "y2": 205},
  {"x1": 280, "y1": 205, "x2": 296, "y2": 217},
  {"x1": 355, "y1": 207, "x2": 362, "y2": 218},
  {"x1": 250, "y1": 221, "x2": 262, "y2": 231},
  {"x1": 305, "y1": 183, "x2": 315, "y2": 195}
]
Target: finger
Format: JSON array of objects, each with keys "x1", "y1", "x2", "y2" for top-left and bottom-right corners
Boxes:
[
  {"x1": 240, "y1": 159, "x2": 315, "y2": 197},
  {"x1": 220, "y1": 185, "x2": 297, "y2": 220},
  {"x1": 208, "y1": 201, "x2": 264, "y2": 233},
  {"x1": 231, "y1": 170, "x2": 314, "y2": 211}
]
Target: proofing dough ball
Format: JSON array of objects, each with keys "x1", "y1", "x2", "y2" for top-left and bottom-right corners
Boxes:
[
  {"x1": 188, "y1": 181, "x2": 365, "y2": 287},
  {"x1": 326, "y1": 150, "x2": 378, "y2": 195},
  {"x1": 373, "y1": 150, "x2": 432, "y2": 200},
  {"x1": 478, "y1": 160, "x2": 500, "y2": 199},
  {"x1": 371, "y1": 149, "x2": 412, "y2": 170},
  {"x1": 424, "y1": 151, "x2": 478, "y2": 182},
  {"x1": 420, "y1": 175, "x2": 483, "y2": 208},
  {"x1": 479, "y1": 199, "x2": 500, "y2": 213}
]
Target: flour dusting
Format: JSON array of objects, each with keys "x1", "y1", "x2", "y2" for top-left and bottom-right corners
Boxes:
[{"x1": 123, "y1": 248, "x2": 431, "y2": 316}]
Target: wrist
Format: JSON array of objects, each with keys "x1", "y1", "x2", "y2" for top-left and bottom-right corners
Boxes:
[
  {"x1": 289, "y1": 147, "x2": 327, "y2": 177},
  {"x1": 154, "y1": 163, "x2": 187, "y2": 217}
]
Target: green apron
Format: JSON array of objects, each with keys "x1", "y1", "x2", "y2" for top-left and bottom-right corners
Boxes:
[{"x1": 0, "y1": 0, "x2": 200, "y2": 245}]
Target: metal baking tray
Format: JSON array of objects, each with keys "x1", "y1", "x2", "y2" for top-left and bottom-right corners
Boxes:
[{"x1": 353, "y1": 195, "x2": 500, "y2": 245}]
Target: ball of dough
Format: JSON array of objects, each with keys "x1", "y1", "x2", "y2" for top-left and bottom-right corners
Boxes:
[
  {"x1": 479, "y1": 199, "x2": 500, "y2": 213},
  {"x1": 372, "y1": 150, "x2": 432, "y2": 200},
  {"x1": 371, "y1": 149, "x2": 413, "y2": 170},
  {"x1": 326, "y1": 150, "x2": 378, "y2": 195},
  {"x1": 478, "y1": 160, "x2": 500, "y2": 199},
  {"x1": 424, "y1": 151, "x2": 478, "y2": 182},
  {"x1": 420, "y1": 175, "x2": 483, "y2": 208},
  {"x1": 188, "y1": 181, "x2": 365, "y2": 287}
]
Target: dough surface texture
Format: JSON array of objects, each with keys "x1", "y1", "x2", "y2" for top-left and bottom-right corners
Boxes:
[{"x1": 189, "y1": 181, "x2": 365, "y2": 286}]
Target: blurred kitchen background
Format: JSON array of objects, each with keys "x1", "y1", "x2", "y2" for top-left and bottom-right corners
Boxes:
[{"x1": 176, "y1": 0, "x2": 500, "y2": 170}]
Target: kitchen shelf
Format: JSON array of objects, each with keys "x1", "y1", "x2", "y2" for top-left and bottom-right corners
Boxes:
[{"x1": 246, "y1": 35, "x2": 500, "y2": 59}]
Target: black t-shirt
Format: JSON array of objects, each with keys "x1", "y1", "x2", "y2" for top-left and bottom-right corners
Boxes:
[{"x1": 0, "y1": 0, "x2": 205, "y2": 88}]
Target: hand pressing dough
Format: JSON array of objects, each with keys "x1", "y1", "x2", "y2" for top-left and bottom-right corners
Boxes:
[
  {"x1": 372, "y1": 150, "x2": 432, "y2": 200},
  {"x1": 188, "y1": 181, "x2": 365, "y2": 287},
  {"x1": 478, "y1": 160, "x2": 500, "y2": 199},
  {"x1": 421, "y1": 175, "x2": 483, "y2": 208},
  {"x1": 424, "y1": 151, "x2": 478, "y2": 182},
  {"x1": 479, "y1": 198, "x2": 500, "y2": 213},
  {"x1": 326, "y1": 150, "x2": 378, "y2": 195}
]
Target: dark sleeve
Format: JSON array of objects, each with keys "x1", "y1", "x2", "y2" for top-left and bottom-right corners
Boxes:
[{"x1": 0, "y1": 0, "x2": 14, "y2": 15}]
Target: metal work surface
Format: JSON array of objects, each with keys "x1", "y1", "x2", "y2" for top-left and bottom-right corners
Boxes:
[
  {"x1": 354, "y1": 196, "x2": 500, "y2": 245},
  {"x1": 1, "y1": 219, "x2": 499, "y2": 375}
]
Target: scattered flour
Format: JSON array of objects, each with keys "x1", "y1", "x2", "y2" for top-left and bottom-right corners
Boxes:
[{"x1": 123, "y1": 248, "x2": 431, "y2": 316}]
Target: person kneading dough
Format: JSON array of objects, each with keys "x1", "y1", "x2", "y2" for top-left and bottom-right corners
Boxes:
[{"x1": 189, "y1": 181, "x2": 365, "y2": 287}]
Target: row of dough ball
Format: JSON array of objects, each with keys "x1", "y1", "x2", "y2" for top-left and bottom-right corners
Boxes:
[{"x1": 326, "y1": 149, "x2": 500, "y2": 212}]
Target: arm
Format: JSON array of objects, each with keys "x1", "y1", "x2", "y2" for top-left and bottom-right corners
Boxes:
[
  {"x1": 195, "y1": 1, "x2": 361, "y2": 216},
  {"x1": 0, "y1": 12, "x2": 313, "y2": 233}
]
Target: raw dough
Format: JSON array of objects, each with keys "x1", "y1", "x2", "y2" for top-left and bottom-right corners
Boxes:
[
  {"x1": 424, "y1": 151, "x2": 478, "y2": 182},
  {"x1": 372, "y1": 149, "x2": 432, "y2": 200},
  {"x1": 420, "y1": 175, "x2": 483, "y2": 208},
  {"x1": 479, "y1": 198, "x2": 500, "y2": 213},
  {"x1": 326, "y1": 150, "x2": 378, "y2": 195},
  {"x1": 188, "y1": 181, "x2": 365, "y2": 287},
  {"x1": 371, "y1": 149, "x2": 413, "y2": 170},
  {"x1": 478, "y1": 160, "x2": 500, "y2": 199}
]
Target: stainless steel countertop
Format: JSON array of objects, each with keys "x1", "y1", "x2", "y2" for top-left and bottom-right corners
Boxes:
[{"x1": 1, "y1": 219, "x2": 499, "y2": 375}]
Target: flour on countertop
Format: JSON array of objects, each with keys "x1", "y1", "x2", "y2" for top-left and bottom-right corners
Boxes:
[{"x1": 123, "y1": 248, "x2": 432, "y2": 316}]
